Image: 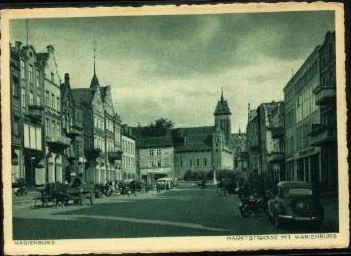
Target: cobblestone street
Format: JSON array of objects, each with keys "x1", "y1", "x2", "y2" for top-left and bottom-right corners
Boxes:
[{"x1": 12, "y1": 186, "x2": 338, "y2": 240}]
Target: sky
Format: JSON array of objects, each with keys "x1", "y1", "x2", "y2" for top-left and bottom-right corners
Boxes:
[{"x1": 10, "y1": 11, "x2": 335, "y2": 132}]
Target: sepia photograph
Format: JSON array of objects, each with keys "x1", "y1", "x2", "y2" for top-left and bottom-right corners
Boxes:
[{"x1": 1, "y1": 2, "x2": 349, "y2": 254}]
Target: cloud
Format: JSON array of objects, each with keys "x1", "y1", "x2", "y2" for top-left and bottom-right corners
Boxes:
[{"x1": 10, "y1": 11, "x2": 335, "y2": 132}]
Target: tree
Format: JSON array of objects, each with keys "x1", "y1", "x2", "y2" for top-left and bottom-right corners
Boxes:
[{"x1": 142, "y1": 118, "x2": 174, "y2": 137}]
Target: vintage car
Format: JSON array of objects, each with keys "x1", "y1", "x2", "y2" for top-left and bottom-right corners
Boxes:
[
  {"x1": 157, "y1": 178, "x2": 174, "y2": 190},
  {"x1": 267, "y1": 181, "x2": 324, "y2": 228}
]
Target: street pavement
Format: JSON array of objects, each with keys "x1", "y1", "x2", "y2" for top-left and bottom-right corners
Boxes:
[{"x1": 12, "y1": 187, "x2": 338, "y2": 240}]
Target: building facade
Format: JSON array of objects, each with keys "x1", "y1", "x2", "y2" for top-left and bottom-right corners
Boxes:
[
  {"x1": 138, "y1": 136, "x2": 175, "y2": 186},
  {"x1": 173, "y1": 127, "x2": 214, "y2": 178},
  {"x1": 266, "y1": 102, "x2": 285, "y2": 184},
  {"x1": 230, "y1": 132, "x2": 248, "y2": 176},
  {"x1": 71, "y1": 66, "x2": 122, "y2": 184},
  {"x1": 246, "y1": 109, "x2": 260, "y2": 178},
  {"x1": 38, "y1": 45, "x2": 71, "y2": 185},
  {"x1": 173, "y1": 93, "x2": 234, "y2": 179},
  {"x1": 284, "y1": 46, "x2": 321, "y2": 184},
  {"x1": 60, "y1": 73, "x2": 85, "y2": 181},
  {"x1": 121, "y1": 125, "x2": 137, "y2": 180},
  {"x1": 310, "y1": 31, "x2": 337, "y2": 193},
  {"x1": 10, "y1": 42, "x2": 45, "y2": 185}
]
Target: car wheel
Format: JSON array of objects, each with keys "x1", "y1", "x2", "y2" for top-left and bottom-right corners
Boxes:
[
  {"x1": 268, "y1": 211, "x2": 273, "y2": 222},
  {"x1": 240, "y1": 205, "x2": 250, "y2": 218}
]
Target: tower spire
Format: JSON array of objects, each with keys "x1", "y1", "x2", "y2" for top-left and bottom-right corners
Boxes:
[
  {"x1": 90, "y1": 39, "x2": 100, "y2": 89},
  {"x1": 221, "y1": 87, "x2": 224, "y2": 101},
  {"x1": 25, "y1": 20, "x2": 29, "y2": 46},
  {"x1": 93, "y1": 39, "x2": 96, "y2": 75}
]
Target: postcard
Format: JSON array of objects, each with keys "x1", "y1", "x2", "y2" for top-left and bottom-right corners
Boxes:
[{"x1": 1, "y1": 2, "x2": 349, "y2": 254}]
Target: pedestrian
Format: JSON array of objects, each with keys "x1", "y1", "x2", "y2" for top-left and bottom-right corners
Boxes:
[{"x1": 156, "y1": 182, "x2": 160, "y2": 194}]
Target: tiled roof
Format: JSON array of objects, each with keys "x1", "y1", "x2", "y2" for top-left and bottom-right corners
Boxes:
[
  {"x1": 138, "y1": 136, "x2": 173, "y2": 149},
  {"x1": 173, "y1": 126, "x2": 214, "y2": 152}
]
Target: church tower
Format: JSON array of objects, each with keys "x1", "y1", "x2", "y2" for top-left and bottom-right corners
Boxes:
[{"x1": 214, "y1": 90, "x2": 232, "y2": 143}]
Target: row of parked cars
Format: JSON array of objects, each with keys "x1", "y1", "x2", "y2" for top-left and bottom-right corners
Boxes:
[{"x1": 239, "y1": 181, "x2": 325, "y2": 229}]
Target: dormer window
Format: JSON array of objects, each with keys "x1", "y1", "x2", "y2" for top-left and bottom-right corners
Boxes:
[
  {"x1": 20, "y1": 60, "x2": 25, "y2": 80},
  {"x1": 29, "y1": 65, "x2": 34, "y2": 84}
]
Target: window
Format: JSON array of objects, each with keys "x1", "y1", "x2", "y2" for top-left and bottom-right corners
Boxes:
[
  {"x1": 157, "y1": 149, "x2": 161, "y2": 155},
  {"x1": 12, "y1": 76, "x2": 19, "y2": 97},
  {"x1": 204, "y1": 158, "x2": 207, "y2": 166},
  {"x1": 46, "y1": 118, "x2": 50, "y2": 137},
  {"x1": 197, "y1": 158, "x2": 200, "y2": 166},
  {"x1": 36, "y1": 95, "x2": 41, "y2": 106},
  {"x1": 57, "y1": 122, "x2": 61, "y2": 138},
  {"x1": 50, "y1": 72, "x2": 55, "y2": 83},
  {"x1": 20, "y1": 60, "x2": 25, "y2": 79},
  {"x1": 51, "y1": 94, "x2": 55, "y2": 109},
  {"x1": 190, "y1": 159, "x2": 192, "y2": 167},
  {"x1": 24, "y1": 124, "x2": 30, "y2": 148},
  {"x1": 157, "y1": 160, "x2": 161, "y2": 167},
  {"x1": 45, "y1": 91, "x2": 50, "y2": 107},
  {"x1": 29, "y1": 91, "x2": 34, "y2": 105},
  {"x1": 150, "y1": 149, "x2": 154, "y2": 156},
  {"x1": 36, "y1": 70, "x2": 40, "y2": 87},
  {"x1": 13, "y1": 118, "x2": 19, "y2": 136},
  {"x1": 52, "y1": 120, "x2": 55, "y2": 139},
  {"x1": 29, "y1": 65, "x2": 34, "y2": 84},
  {"x1": 21, "y1": 88, "x2": 26, "y2": 108},
  {"x1": 57, "y1": 97, "x2": 60, "y2": 112}
]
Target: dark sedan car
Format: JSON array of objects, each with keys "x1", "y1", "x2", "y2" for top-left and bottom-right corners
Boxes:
[{"x1": 267, "y1": 181, "x2": 324, "y2": 228}]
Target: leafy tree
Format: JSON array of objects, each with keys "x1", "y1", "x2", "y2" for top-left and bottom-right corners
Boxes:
[{"x1": 142, "y1": 118, "x2": 174, "y2": 137}]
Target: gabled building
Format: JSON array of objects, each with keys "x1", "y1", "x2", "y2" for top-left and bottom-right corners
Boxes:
[
  {"x1": 229, "y1": 131, "x2": 248, "y2": 176},
  {"x1": 257, "y1": 101, "x2": 284, "y2": 187},
  {"x1": 10, "y1": 42, "x2": 45, "y2": 185},
  {"x1": 60, "y1": 73, "x2": 85, "y2": 181},
  {"x1": 37, "y1": 45, "x2": 70, "y2": 185},
  {"x1": 246, "y1": 101, "x2": 284, "y2": 188},
  {"x1": 246, "y1": 108, "x2": 260, "y2": 178},
  {"x1": 71, "y1": 59, "x2": 122, "y2": 184}
]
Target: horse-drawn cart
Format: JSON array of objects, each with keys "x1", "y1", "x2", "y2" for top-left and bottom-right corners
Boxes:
[
  {"x1": 62, "y1": 184, "x2": 95, "y2": 206},
  {"x1": 34, "y1": 183, "x2": 95, "y2": 207}
]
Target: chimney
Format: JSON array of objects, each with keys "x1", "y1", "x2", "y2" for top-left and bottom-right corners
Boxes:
[
  {"x1": 47, "y1": 45, "x2": 54, "y2": 53},
  {"x1": 64, "y1": 73, "x2": 70, "y2": 83},
  {"x1": 15, "y1": 41, "x2": 22, "y2": 51}
]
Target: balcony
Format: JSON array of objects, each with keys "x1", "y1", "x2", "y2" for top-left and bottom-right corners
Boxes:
[
  {"x1": 108, "y1": 150, "x2": 122, "y2": 162},
  {"x1": 269, "y1": 126, "x2": 284, "y2": 139},
  {"x1": 47, "y1": 135, "x2": 71, "y2": 153},
  {"x1": 267, "y1": 151, "x2": 284, "y2": 163},
  {"x1": 25, "y1": 105, "x2": 44, "y2": 124},
  {"x1": 85, "y1": 148, "x2": 102, "y2": 160},
  {"x1": 313, "y1": 86, "x2": 336, "y2": 105},
  {"x1": 66, "y1": 124, "x2": 83, "y2": 138},
  {"x1": 310, "y1": 124, "x2": 337, "y2": 147}
]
